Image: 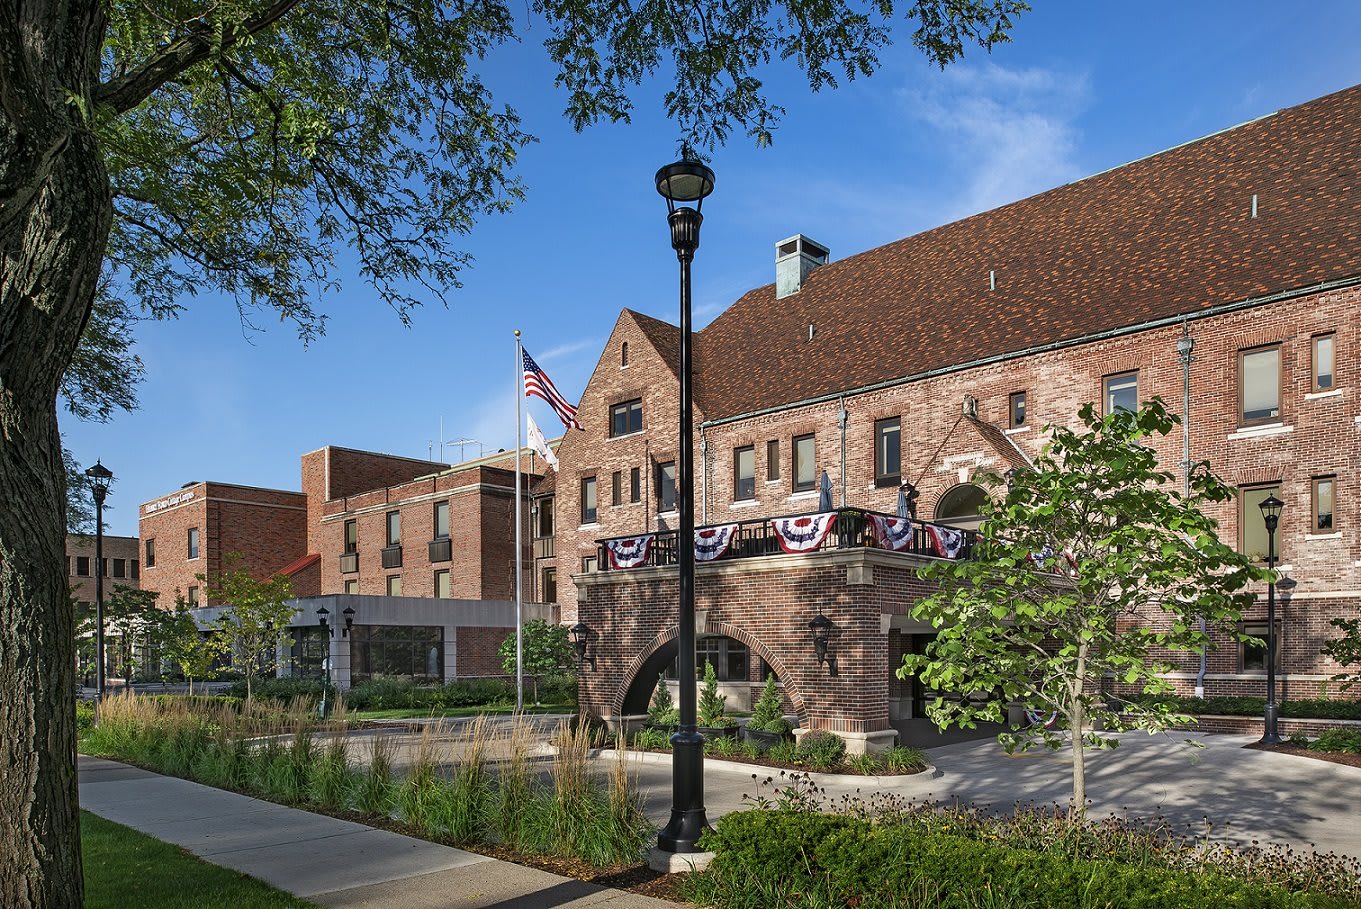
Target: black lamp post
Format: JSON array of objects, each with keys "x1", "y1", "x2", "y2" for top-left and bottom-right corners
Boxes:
[
  {"x1": 568, "y1": 621, "x2": 596, "y2": 672},
  {"x1": 655, "y1": 156, "x2": 715, "y2": 854},
  {"x1": 316, "y1": 604, "x2": 355, "y2": 717},
  {"x1": 85, "y1": 460, "x2": 113, "y2": 699},
  {"x1": 1258, "y1": 493, "x2": 1284, "y2": 745}
]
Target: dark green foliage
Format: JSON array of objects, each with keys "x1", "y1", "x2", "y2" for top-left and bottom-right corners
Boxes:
[
  {"x1": 747, "y1": 676, "x2": 792, "y2": 734},
  {"x1": 498, "y1": 619, "x2": 575, "y2": 704},
  {"x1": 343, "y1": 678, "x2": 521, "y2": 711},
  {"x1": 690, "y1": 811, "x2": 1352, "y2": 909},
  {"x1": 1127, "y1": 693, "x2": 1361, "y2": 721},
  {"x1": 227, "y1": 677, "x2": 331, "y2": 704},
  {"x1": 647, "y1": 676, "x2": 678, "y2": 727},
  {"x1": 794, "y1": 730, "x2": 846, "y2": 769},
  {"x1": 1322, "y1": 616, "x2": 1361, "y2": 692},
  {"x1": 633, "y1": 727, "x2": 672, "y2": 751},
  {"x1": 698, "y1": 661, "x2": 736, "y2": 728},
  {"x1": 1312, "y1": 729, "x2": 1361, "y2": 754}
]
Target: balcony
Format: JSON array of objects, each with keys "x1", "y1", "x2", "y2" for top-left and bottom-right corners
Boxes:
[
  {"x1": 428, "y1": 537, "x2": 452, "y2": 563},
  {"x1": 381, "y1": 545, "x2": 403, "y2": 569},
  {"x1": 339, "y1": 552, "x2": 359, "y2": 574},
  {"x1": 595, "y1": 507, "x2": 978, "y2": 571},
  {"x1": 533, "y1": 536, "x2": 556, "y2": 559}
]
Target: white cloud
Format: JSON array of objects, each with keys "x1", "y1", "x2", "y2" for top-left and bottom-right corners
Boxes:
[
  {"x1": 536, "y1": 337, "x2": 600, "y2": 363},
  {"x1": 902, "y1": 62, "x2": 1091, "y2": 220}
]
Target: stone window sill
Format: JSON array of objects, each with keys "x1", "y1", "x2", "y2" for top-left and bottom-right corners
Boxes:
[
  {"x1": 1226, "y1": 422, "x2": 1292, "y2": 441},
  {"x1": 729, "y1": 500, "x2": 760, "y2": 509},
  {"x1": 1004, "y1": 426, "x2": 1031, "y2": 436},
  {"x1": 1304, "y1": 388, "x2": 1342, "y2": 401},
  {"x1": 1305, "y1": 532, "x2": 1342, "y2": 541}
]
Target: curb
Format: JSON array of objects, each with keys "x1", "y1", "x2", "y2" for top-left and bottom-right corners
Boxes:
[{"x1": 594, "y1": 748, "x2": 942, "y2": 785}]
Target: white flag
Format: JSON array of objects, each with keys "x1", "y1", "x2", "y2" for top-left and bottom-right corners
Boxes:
[{"x1": 527, "y1": 412, "x2": 558, "y2": 471}]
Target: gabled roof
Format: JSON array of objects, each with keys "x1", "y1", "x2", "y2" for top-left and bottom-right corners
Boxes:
[
  {"x1": 626, "y1": 308, "x2": 684, "y2": 387},
  {"x1": 276, "y1": 553, "x2": 320, "y2": 577},
  {"x1": 695, "y1": 83, "x2": 1361, "y2": 422}
]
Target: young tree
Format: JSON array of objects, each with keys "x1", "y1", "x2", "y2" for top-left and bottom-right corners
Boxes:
[
  {"x1": 901, "y1": 400, "x2": 1267, "y2": 813},
  {"x1": 72, "y1": 584, "x2": 158, "y2": 685},
  {"x1": 2, "y1": 3, "x2": 1023, "y2": 903},
  {"x1": 206, "y1": 561, "x2": 296, "y2": 702},
  {"x1": 145, "y1": 595, "x2": 228, "y2": 696},
  {"x1": 499, "y1": 619, "x2": 574, "y2": 705}
]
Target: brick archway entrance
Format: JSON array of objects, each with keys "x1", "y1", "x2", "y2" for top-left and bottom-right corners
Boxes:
[{"x1": 613, "y1": 620, "x2": 807, "y2": 721}]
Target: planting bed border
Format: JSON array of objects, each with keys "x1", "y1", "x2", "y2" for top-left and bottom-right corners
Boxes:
[{"x1": 594, "y1": 748, "x2": 941, "y2": 786}]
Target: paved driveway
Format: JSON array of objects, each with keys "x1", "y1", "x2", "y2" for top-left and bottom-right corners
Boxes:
[{"x1": 626, "y1": 732, "x2": 1361, "y2": 859}]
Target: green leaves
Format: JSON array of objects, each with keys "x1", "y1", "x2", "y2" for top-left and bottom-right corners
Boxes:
[{"x1": 900, "y1": 399, "x2": 1260, "y2": 810}]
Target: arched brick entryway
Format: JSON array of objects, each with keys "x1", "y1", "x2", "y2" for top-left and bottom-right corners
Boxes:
[{"x1": 612, "y1": 620, "x2": 807, "y2": 721}]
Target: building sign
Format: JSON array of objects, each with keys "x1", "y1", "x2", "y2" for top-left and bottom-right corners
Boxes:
[{"x1": 145, "y1": 491, "x2": 195, "y2": 514}]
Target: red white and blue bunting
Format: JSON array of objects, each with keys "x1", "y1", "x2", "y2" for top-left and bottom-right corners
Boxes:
[
  {"x1": 771, "y1": 512, "x2": 838, "y2": 554},
  {"x1": 695, "y1": 524, "x2": 738, "y2": 562},
  {"x1": 869, "y1": 514, "x2": 915, "y2": 552},
  {"x1": 1026, "y1": 545, "x2": 1079, "y2": 576},
  {"x1": 925, "y1": 524, "x2": 967, "y2": 559},
  {"x1": 604, "y1": 534, "x2": 653, "y2": 570}
]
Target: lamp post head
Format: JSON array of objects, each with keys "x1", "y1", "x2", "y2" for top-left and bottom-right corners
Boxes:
[
  {"x1": 1258, "y1": 493, "x2": 1284, "y2": 532},
  {"x1": 342, "y1": 605, "x2": 356, "y2": 636},
  {"x1": 85, "y1": 460, "x2": 113, "y2": 504},
  {"x1": 568, "y1": 622, "x2": 593, "y2": 671},
  {"x1": 655, "y1": 159, "x2": 715, "y2": 209},
  {"x1": 317, "y1": 606, "x2": 330, "y2": 631}
]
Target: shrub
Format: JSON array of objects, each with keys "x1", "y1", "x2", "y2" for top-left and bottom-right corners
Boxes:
[
  {"x1": 691, "y1": 811, "x2": 1351, "y2": 909},
  {"x1": 228, "y1": 677, "x2": 331, "y2": 705},
  {"x1": 708, "y1": 734, "x2": 743, "y2": 758},
  {"x1": 1312, "y1": 728, "x2": 1361, "y2": 754},
  {"x1": 747, "y1": 676, "x2": 792, "y2": 735},
  {"x1": 1126, "y1": 694, "x2": 1361, "y2": 721},
  {"x1": 795, "y1": 730, "x2": 846, "y2": 769},
  {"x1": 766, "y1": 739, "x2": 798, "y2": 764},
  {"x1": 698, "y1": 662, "x2": 736, "y2": 728},
  {"x1": 438, "y1": 678, "x2": 516, "y2": 708},
  {"x1": 345, "y1": 679, "x2": 427, "y2": 711},
  {"x1": 633, "y1": 727, "x2": 671, "y2": 751},
  {"x1": 647, "y1": 675, "x2": 677, "y2": 726},
  {"x1": 843, "y1": 752, "x2": 880, "y2": 775}
]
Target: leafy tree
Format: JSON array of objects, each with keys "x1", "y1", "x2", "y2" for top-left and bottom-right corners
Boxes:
[
  {"x1": 900, "y1": 400, "x2": 1267, "y2": 814},
  {"x1": 1322, "y1": 615, "x2": 1361, "y2": 693},
  {"x1": 2, "y1": 1, "x2": 1022, "y2": 902},
  {"x1": 205, "y1": 559, "x2": 296, "y2": 702},
  {"x1": 73, "y1": 584, "x2": 158, "y2": 685},
  {"x1": 145, "y1": 595, "x2": 228, "y2": 696},
  {"x1": 498, "y1": 619, "x2": 573, "y2": 705},
  {"x1": 499, "y1": 619, "x2": 574, "y2": 705}
]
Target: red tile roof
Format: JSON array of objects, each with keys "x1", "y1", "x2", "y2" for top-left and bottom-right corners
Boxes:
[
  {"x1": 694, "y1": 83, "x2": 1361, "y2": 421},
  {"x1": 275, "y1": 553, "x2": 320, "y2": 578}
]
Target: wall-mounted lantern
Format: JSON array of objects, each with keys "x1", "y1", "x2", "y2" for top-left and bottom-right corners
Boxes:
[
  {"x1": 809, "y1": 612, "x2": 837, "y2": 675},
  {"x1": 317, "y1": 604, "x2": 356, "y2": 638},
  {"x1": 568, "y1": 621, "x2": 596, "y2": 672}
]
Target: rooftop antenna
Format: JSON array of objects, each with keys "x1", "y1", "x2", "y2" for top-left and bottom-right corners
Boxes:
[{"x1": 447, "y1": 438, "x2": 483, "y2": 462}]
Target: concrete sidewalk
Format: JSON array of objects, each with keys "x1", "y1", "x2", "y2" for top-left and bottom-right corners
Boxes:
[{"x1": 78, "y1": 756, "x2": 677, "y2": 908}]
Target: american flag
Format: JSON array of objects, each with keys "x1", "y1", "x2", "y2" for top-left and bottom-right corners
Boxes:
[{"x1": 523, "y1": 348, "x2": 583, "y2": 431}]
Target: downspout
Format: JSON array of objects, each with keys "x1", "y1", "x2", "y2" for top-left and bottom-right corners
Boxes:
[
  {"x1": 838, "y1": 396, "x2": 848, "y2": 507},
  {"x1": 699, "y1": 426, "x2": 709, "y2": 525},
  {"x1": 1177, "y1": 321, "x2": 1206, "y2": 699}
]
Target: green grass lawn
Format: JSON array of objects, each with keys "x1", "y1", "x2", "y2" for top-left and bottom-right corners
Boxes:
[
  {"x1": 83, "y1": 811, "x2": 316, "y2": 908},
  {"x1": 352, "y1": 703, "x2": 575, "y2": 720}
]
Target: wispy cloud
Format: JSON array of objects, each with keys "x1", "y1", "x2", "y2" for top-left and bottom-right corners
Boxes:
[
  {"x1": 902, "y1": 62, "x2": 1091, "y2": 220},
  {"x1": 535, "y1": 337, "x2": 600, "y2": 363}
]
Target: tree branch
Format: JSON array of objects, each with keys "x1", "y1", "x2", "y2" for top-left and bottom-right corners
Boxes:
[{"x1": 94, "y1": 0, "x2": 304, "y2": 115}]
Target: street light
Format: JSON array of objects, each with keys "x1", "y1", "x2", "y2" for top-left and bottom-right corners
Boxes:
[
  {"x1": 1258, "y1": 493, "x2": 1284, "y2": 745},
  {"x1": 85, "y1": 460, "x2": 113, "y2": 699},
  {"x1": 655, "y1": 156, "x2": 715, "y2": 855},
  {"x1": 316, "y1": 604, "x2": 355, "y2": 717}
]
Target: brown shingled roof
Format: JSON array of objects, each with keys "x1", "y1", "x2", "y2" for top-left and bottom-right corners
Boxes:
[{"x1": 695, "y1": 83, "x2": 1361, "y2": 422}]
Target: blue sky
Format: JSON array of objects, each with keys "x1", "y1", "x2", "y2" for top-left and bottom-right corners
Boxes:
[{"x1": 66, "y1": 2, "x2": 1361, "y2": 536}]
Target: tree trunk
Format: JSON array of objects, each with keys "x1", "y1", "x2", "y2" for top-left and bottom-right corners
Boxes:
[
  {"x1": 1068, "y1": 642, "x2": 1088, "y2": 817},
  {"x1": 1, "y1": 3, "x2": 112, "y2": 904}
]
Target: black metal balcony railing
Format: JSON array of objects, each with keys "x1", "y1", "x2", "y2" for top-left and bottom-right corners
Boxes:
[
  {"x1": 594, "y1": 507, "x2": 978, "y2": 572},
  {"x1": 428, "y1": 538, "x2": 452, "y2": 563},
  {"x1": 381, "y1": 545, "x2": 403, "y2": 569},
  {"x1": 339, "y1": 552, "x2": 359, "y2": 574}
]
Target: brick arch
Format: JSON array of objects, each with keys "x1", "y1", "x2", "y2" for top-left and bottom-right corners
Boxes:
[{"x1": 611, "y1": 621, "x2": 807, "y2": 721}]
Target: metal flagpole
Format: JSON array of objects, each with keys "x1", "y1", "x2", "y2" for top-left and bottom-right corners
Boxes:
[{"x1": 514, "y1": 331, "x2": 525, "y2": 711}]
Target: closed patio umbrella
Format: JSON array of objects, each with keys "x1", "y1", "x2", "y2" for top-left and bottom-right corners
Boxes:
[{"x1": 818, "y1": 469, "x2": 833, "y2": 512}]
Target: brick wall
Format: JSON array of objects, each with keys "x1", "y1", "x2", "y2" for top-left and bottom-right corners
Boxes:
[
  {"x1": 454, "y1": 625, "x2": 515, "y2": 677},
  {"x1": 65, "y1": 534, "x2": 140, "y2": 605},
  {"x1": 558, "y1": 285, "x2": 1361, "y2": 688}
]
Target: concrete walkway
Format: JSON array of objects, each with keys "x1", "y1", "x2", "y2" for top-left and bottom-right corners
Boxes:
[{"x1": 78, "y1": 757, "x2": 677, "y2": 908}]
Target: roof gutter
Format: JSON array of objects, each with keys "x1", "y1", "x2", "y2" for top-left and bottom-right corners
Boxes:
[{"x1": 700, "y1": 275, "x2": 1361, "y2": 429}]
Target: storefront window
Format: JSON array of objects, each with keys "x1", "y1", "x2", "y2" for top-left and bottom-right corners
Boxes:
[{"x1": 349, "y1": 625, "x2": 443, "y2": 683}]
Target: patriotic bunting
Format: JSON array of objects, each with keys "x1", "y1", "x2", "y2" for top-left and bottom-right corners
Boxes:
[
  {"x1": 604, "y1": 534, "x2": 653, "y2": 569},
  {"x1": 695, "y1": 524, "x2": 738, "y2": 562},
  {"x1": 926, "y1": 524, "x2": 967, "y2": 559},
  {"x1": 869, "y1": 514, "x2": 915, "y2": 552},
  {"x1": 771, "y1": 513, "x2": 838, "y2": 554}
]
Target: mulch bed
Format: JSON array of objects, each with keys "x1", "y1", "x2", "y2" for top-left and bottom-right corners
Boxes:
[
  {"x1": 471, "y1": 845, "x2": 689, "y2": 903},
  {"x1": 1244, "y1": 741, "x2": 1361, "y2": 769}
]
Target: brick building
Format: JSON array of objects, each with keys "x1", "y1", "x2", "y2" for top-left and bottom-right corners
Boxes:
[
  {"x1": 66, "y1": 533, "x2": 140, "y2": 608},
  {"x1": 562, "y1": 84, "x2": 1361, "y2": 749},
  {"x1": 137, "y1": 444, "x2": 555, "y2": 687}
]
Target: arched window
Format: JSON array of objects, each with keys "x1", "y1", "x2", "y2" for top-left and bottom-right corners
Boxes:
[
  {"x1": 665, "y1": 635, "x2": 750, "y2": 680},
  {"x1": 621, "y1": 341, "x2": 629, "y2": 367},
  {"x1": 935, "y1": 483, "x2": 988, "y2": 531}
]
